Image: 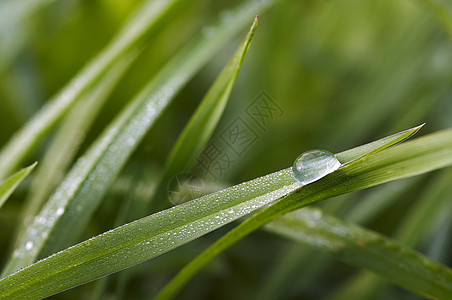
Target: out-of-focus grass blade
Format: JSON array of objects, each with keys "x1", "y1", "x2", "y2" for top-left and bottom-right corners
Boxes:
[
  {"x1": 0, "y1": 162, "x2": 37, "y2": 210},
  {"x1": 0, "y1": 0, "x2": 278, "y2": 279},
  {"x1": 394, "y1": 168, "x2": 452, "y2": 246},
  {"x1": 15, "y1": 49, "x2": 139, "y2": 241},
  {"x1": 155, "y1": 127, "x2": 452, "y2": 300},
  {"x1": 164, "y1": 17, "x2": 258, "y2": 179},
  {"x1": 327, "y1": 167, "x2": 452, "y2": 299},
  {"x1": 415, "y1": 0, "x2": 452, "y2": 38},
  {"x1": 0, "y1": 0, "x2": 180, "y2": 180},
  {"x1": 257, "y1": 244, "x2": 329, "y2": 300},
  {"x1": 0, "y1": 0, "x2": 56, "y2": 72},
  {"x1": 257, "y1": 174, "x2": 423, "y2": 299},
  {"x1": 324, "y1": 272, "x2": 382, "y2": 300},
  {"x1": 265, "y1": 207, "x2": 452, "y2": 299},
  {"x1": 343, "y1": 177, "x2": 421, "y2": 224},
  {"x1": 0, "y1": 124, "x2": 423, "y2": 299}
]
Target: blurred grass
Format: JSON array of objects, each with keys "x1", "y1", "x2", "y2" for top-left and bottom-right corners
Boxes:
[{"x1": 0, "y1": 0, "x2": 451, "y2": 299}]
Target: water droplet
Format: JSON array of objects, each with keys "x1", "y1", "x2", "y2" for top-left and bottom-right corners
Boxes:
[
  {"x1": 292, "y1": 150, "x2": 341, "y2": 184},
  {"x1": 56, "y1": 207, "x2": 65, "y2": 216},
  {"x1": 25, "y1": 241, "x2": 33, "y2": 250}
]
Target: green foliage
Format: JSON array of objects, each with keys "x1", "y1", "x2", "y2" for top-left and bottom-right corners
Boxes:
[
  {"x1": 0, "y1": 163, "x2": 36, "y2": 210},
  {"x1": 0, "y1": 0, "x2": 451, "y2": 299},
  {"x1": 266, "y1": 207, "x2": 452, "y2": 300},
  {"x1": 155, "y1": 127, "x2": 452, "y2": 299}
]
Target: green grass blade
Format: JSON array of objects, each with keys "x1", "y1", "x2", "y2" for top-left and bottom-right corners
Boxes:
[
  {"x1": 0, "y1": 0, "x2": 55, "y2": 72},
  {"x1": 164, "y1": 16, "x2": 259, "y2": 180},
  {"x1": 335, "y1": 123, "x2": 423, "y2": 164},
  {"x1": 155, "y1": 126, "x2": 452, "y2": 299},
  {"x1": 0, "y1": 0, "x2": 278, "y2": 279},
  {"x1": 255, "y1": 176, "x2": 422, "y2": 300},
  {"x1": 0, "y1": 162, "x2": 37, "y2": 210},
  {"x1": 14, "y1": 49, "x2": 139, "y2": 241},
  {"x1": 265, "y1": 207, "x2": 452, "y2": 299},
  {"x1": 0, "y1": 0, "x2": 180, "y2": 180},
  {"x1": 415, "y1": 0, "x2": 452, "y2": 39},
  {"x1": 394, "y1": 168, "x2": 452, "y2": 245},
  {"x1": 327, "y1": 168, "x2": 452, "y2": 299},
  {"x1": 0, "y1": 125, "x2": 426, "y2": 298},
  {"x1": 246, "y1": 125, "x2": 426, "y2": 300},
  {"x1": 0, "y1": 166, "x2": 297, "y2": 299}
]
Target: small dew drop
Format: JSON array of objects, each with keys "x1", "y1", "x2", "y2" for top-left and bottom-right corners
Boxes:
[
  {"x1": 56, "y1": 207, "x2": 65, "y2": 217},
  {"x1": 292, "y1": 150, "x2": 341, "y2": 185},
  {"x1": 25, "y1": 241, "x2": 33, "y2": 250}
]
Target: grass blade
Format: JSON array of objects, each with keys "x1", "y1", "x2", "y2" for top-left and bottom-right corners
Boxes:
[
  {"x1": 326, "y1": 167, "x2": 452, "y2": 299},
  {"x1": 14, "y1": 49, "x2": 139, "y2": 241},
  {"x1": 0, "y1": 162, "x2": 37, "y2": 210},
  {"x1": 0, "y1": 125, "x2": 429, "y2": 299},
  {"x1": 1, "y1": 0, "x2": 278, "y2": 279},
  {"x1": 0, "y1": 0, "x2": 56, "y2": 72},
  {"x1": 335, "y1": 123, "x2": 423, "y2": 163},
  {"x1": 155, "y1": 126, "x2": 452, "y2": 299},
  {"x1": 0, "y1": 0, "x2": 180, "y2": 180},
  {"x1": 163, "y1": 16, "x2": 259, "y2": 180},
  {"x1": 415, "y1": 0, "x2": 452, "y2": 39},
  {"x1": 265, "y1": 207, "x2": 452, "y2": 299}
]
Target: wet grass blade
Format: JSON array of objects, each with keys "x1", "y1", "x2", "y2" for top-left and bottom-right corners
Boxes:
[
  {"x1": 0, "y1": 162, "x2": 37, "y2": 210},
  {"x1": 155, "y1": 126, "x2": 452, "y2": 299},
  {"x1": 0, "y1": 0, "x2": 278, "y2": 280},
  {"x1": 0, "y1": 125, "x2": 428, "y2": 299},
  {"x1": 265, "y1": 207, "x2": 452, "y2": 299},
  {"x1": 0, "y1": 0, "x2": 180, "y2": 180},
  {"x1": 14, "y1": 49, "x2": 139, "y2": 242}
]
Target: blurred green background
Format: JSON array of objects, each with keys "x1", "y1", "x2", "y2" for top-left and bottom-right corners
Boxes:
[{"x1": 1, "y1": 0, "x2": 451, "y2": 299}]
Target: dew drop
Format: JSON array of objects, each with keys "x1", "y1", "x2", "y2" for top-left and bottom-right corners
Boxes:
[
  {"x1": 25, "y1": 241, "x2": 33, "y2": 250},
  {"x1": 292, "y1": 150, "x2": 341, "y2": 184},
  {"x1": 56, "y1": 207, "x2": 65, "y2": 217}
]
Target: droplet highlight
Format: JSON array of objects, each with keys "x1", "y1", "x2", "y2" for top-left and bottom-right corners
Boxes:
[
  {"x1": 25, "y1": 241, "x2": 34, "y2": 250},
  {"x1": 292, "y1": 150, "x2": 341, "y2": 185}
]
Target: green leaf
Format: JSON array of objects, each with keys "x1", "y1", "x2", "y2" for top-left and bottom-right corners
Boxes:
[
  {"x1": 0, "y1": 0, "x2": 180, "y2": 180},
  {"x1": 164, "y1": 16, "x2": 259, "y2": 179},
  {"x1": 0, "y1": 0, "x2": 278, "y2": 280},
  {"x1": 265, "y1": 207, "x2": 452, "y2": 300},
  {"x1": 155, "y1": 126, "x2": 452, "y2": 300},
  {"x1": 0, "y1": 124, "x2": 428, "y2": 299},
  {"x1": 0, "y1": 162, "x2": 37, "y2": 210}
]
